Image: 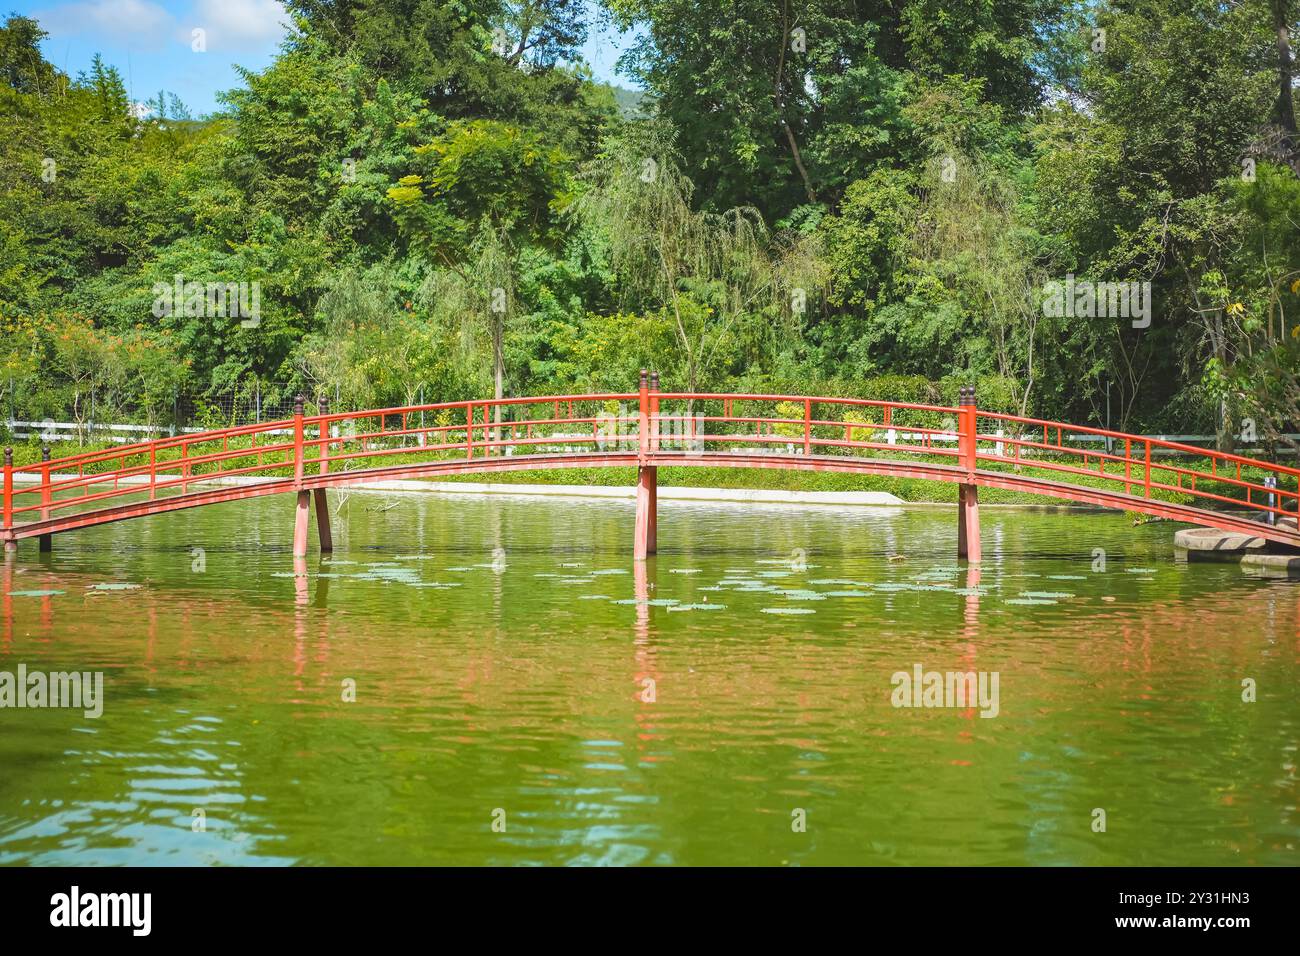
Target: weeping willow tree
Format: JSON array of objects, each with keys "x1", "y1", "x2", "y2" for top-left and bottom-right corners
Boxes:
[
  {"x1": 416, "y1": 225, "x2": 516, "y2": 427},
  {"x1": 297, "y1": 270, "x2": 395, "y2": 409},
  {"x1": 391, "y1": 119, "x2": 573, "y2": 432},
  {"x1": 574, "y1": 123, "x2": 826, "y2": 396},
  {"x1": 910, "y1": 151, "x2": 1052, "y2": 418}
]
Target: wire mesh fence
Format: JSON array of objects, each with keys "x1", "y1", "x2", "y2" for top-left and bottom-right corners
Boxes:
[{"x1": 1, "y1": 381, "x2": 338, "y2": 445}]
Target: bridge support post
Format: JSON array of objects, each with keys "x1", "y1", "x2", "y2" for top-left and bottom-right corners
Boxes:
[
  {"x1": 635, "y1": 466, "x2": 657, "y2": 559},
  {"x1": 314, "y1": 395, "x2": 332, "y2": 553},
  {"x1": 957, "y1": 386, "x2": 981, "y2": 562},
  {"x1": 2, "y1": 448, "x2": 14, "y2": 554},
  {"x1": 634, "y1": 369, "x2": 657, "y2": 560},
  {"x1": 313, "y1": 489, "x2": 332, "y2": 553},
  {"x1": 293, "y1": 490, "x2": 311, "y2": 557},
  {"x1": 957, "y1": 483, "x2": 981, "y2": 562},
  {"x1": 38, "y1": 446, "x2": 51, "y2": 553}
]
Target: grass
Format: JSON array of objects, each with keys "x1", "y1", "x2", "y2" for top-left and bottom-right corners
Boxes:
[{"x1": 434, "y1": 464, "x2": 1055, "y2": 504}]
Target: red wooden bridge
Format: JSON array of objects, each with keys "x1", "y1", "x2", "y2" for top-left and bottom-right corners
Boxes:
[{"x1": 3, "y1": 372, "x2": 1298, "y2": 561}]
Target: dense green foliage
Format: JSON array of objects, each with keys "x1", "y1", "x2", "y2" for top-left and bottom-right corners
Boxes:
[{"x1": 1, "y1": 1, "x2": 1298, "y2": 450}]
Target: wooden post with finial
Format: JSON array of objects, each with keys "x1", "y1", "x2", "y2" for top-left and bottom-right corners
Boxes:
[
  {"x1": 293, "y1": 395, "x2": 311, "y2": 557},
  {"x1": 2, "y1": 447, "x2": 14, "y2": 553},
  {"x1": 314, "y1": 394, "x2": 332, "y2": 553},
  {"x1": 957, "y1": 385, "x2": 981, "y2": 562},
  {"x1": 634, "y1": 370, "x2": 658, "y2": 559}
]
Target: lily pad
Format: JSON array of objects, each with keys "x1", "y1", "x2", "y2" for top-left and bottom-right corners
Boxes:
[{"x1": 775, "y1": 589, "x2": 825, "y2": 601}]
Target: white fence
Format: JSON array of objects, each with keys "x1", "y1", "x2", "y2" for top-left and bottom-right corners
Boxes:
[{"x1": 4, "y1": 420, "x2": 290, "y2": 445}]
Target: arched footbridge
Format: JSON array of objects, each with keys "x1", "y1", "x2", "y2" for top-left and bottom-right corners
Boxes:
[{"x1": 4, "y1": 372, "x2": 1298, "y2": 561}]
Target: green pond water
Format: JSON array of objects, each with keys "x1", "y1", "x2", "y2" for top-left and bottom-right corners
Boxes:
[{"x1": 0, "y1": 490, "x2": 1297, "y2": 866}]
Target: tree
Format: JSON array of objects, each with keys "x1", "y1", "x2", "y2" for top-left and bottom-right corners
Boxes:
[
  {"x1": 607, "y1": 0, "x2": 1063, "y2": 217},
  {"x1": 45, "y1": 315, "x2": 125, "y2": 443},
  {"x1": 574, "y1": 122, "x2": 825, "y2": 397},
  {"x1": 391, "y1": 118, "x2": 574, "y2": 421}
]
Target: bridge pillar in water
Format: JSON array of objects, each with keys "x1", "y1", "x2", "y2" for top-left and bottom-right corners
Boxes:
[
  {"x1": 38, "y1": 446, "x2": 51, "y2": 553},
  {"x1": 290, "y1": 394, "x2": 333, "y2": 557},
  {"x1": 635, "y1": 466, "x2": 658, "y2": 560},
  {"x1": 957, "y1": 484, "x2": 981, "y2": 562},
  {"x1": 291, "y1": 491, "x2": 331, "y2": 557},
  {"x1": 957, "y1": 385, "x2": 981, "y2": 562},
  {"x1": 313, "y1": 490, "x2": 332, "y2": 552},
  {"x1": 2, "y1": 448, "x2": 13, "y2": 553},
  {"x1": 314, "y1": 394, "x2": 333, "y2": 553},
  {"x1": 634, "y1": 369, "x2": 658, "y2": 560},
  {"x1": 293, "y1": 491, "x2": 311, "y2": 557}
]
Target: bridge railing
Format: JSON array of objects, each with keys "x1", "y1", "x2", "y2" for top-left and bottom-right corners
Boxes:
[
  {"x1": 974, "y1": 411, "x2": 1300, "y2": 522},
  {"x1": 312, "y1": 394, "x2": 642, "y2": 466},
  {"x1": 3, "y1": 380, "x2": 1298, "y2": 536},
  {"x1": 648, "y1": 392, "x2": 964, "y2": 458},
  {"x1": 1, "y1": 393, "x2": 654, "y2": 530},
  {"x1": 3, "y1": 416, "x2": 301, "y2": 527}
]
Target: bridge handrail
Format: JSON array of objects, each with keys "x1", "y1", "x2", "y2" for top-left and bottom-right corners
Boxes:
[
  {"x1": 976, "y1": 410, "x2": 1300, "y2": 480},
  {"x1": 19, "y1": 416, "x2": 298, "y2": 474},
  {"x1": 655, "y1": 392, "x2": 962, "y2": 416},
  {"x1": 20, "y1": 392, "x2": 646, "y2": 475}
]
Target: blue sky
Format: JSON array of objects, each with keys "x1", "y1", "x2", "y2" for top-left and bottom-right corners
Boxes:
[{"x1": 10, "y1": 0, "x2": 638, "y2": 117}]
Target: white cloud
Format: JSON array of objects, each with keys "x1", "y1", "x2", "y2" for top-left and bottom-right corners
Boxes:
[
  {"x1": 36, "y1": 0, "x2": 175, "y2": 46},
  {"x1": 190, "y1": 0, "x2": 289, "y2": 47}
]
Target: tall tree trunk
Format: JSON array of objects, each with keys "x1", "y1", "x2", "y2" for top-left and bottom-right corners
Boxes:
[
  {"x1": 776, "y1": 1, "x2": 816, "y2": 203},
  {"x1": 1210, "y1": 309, "x2": 1236, "y2": 453},
  {"x1": 1275, "y1": 1, "x2": 1297, "y2": 139}
]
